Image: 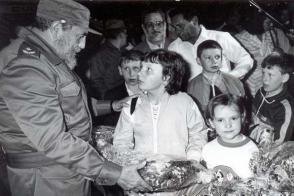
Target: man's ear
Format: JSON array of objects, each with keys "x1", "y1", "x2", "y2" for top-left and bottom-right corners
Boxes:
[
  {"x1": 282, "y1": 73, "x2": 290, "y2": 83},
  {"x1": 191, "y1": 16, "x2": 199, "y2": 26},
  {"x1": 196, "y1": 57, "x2": 201, "y2": 65},
  {"x1": 141, "y1": 24, "x2": 147, "y2": 37},
  {"x1": 50, "y1": 21, "x2": 64, "y2": 39},
  {"x1": 118, "y1": 66, "x2": 122, "y2": 76}
]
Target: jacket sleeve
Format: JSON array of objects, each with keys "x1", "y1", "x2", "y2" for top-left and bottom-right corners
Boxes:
[
  {"x1": 219, "y1": 32, "x2": 254, "y2": 79},
  {"x1": 113, "y1": 106, "x2": 135, "y2": 149},
  {"x1": 186, "y1": 98, "x2": 208, "y2": 161},
  {"x1": 0, "y1": 58, "x2": 122, "y2": 185},
  {"x1": 274, "y1": 100, "x2": 294, "y2": 144}
]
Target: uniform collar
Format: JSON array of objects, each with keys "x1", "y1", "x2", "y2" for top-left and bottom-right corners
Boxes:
[{"x1": 23, "y1": 27, "x2": 64, "y2": 66}]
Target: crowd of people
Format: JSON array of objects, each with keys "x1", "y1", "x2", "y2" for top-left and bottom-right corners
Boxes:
[{"x1": 0, "y1": 0, "x2": 294, "y2": 196}]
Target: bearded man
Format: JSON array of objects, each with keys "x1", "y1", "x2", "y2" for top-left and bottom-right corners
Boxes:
[{"x1": 0, "y1": 0, "x2": 151, "y2": 196}]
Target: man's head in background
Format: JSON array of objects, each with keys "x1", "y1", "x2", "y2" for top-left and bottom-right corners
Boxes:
[{"x1": 141, "y1": 9, "x2": 167, "y2": 46}]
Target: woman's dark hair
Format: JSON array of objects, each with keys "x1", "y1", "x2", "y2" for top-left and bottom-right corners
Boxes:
[{"x1": 143, "y1": 49, "x2": 190, "y2": 95}]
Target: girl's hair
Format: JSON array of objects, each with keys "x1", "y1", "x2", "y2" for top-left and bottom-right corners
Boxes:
[
  {"x1": 206, "y1": 94, "x2": 246, "y2": 120},
  {"x1": 143, "y1": 49, "x2": 190, "y2": 95}
]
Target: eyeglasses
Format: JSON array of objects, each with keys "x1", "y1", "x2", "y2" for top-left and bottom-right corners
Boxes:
[{"x1": 144, "y1": 21, "x2": 164, "y2": 29}]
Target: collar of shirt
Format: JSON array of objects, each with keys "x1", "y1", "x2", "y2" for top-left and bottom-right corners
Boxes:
[{"x1": 146, "y1": 38, "x2": 165, "y2": 50}]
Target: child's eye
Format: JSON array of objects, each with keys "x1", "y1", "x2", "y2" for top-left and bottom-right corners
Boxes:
[
  {"x1": 147, "y1": 67, "x2": 152, "y2": 72},
  {"x1": 124, "y1": 67, "x2": 130, "y2": 71},
  {"x1": 215, "y1": 55, "x2": 221, "y2": 60},
  {"x1": 133, "y1": 67, "x2": 140, "y2": 72},
  {"x1": 231, "y1": 116, "x2": 239, "y2": 121},
  {"x1": 216, "y1": 119, "x2": 223, "y2": 122}
]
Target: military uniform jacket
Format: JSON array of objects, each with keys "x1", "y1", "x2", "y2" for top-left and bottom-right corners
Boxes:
[{"x1": 0, "y1": 28, "x2": 121, "y2": 185}]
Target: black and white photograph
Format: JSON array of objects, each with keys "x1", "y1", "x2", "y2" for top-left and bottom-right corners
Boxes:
[{"x1": 0, "y1": 0, "x2": 294, "y2": 196}]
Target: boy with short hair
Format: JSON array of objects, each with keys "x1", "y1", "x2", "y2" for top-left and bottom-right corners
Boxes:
[
  {"x1": 250, "y1": 52, "x2": 294, "y2": 145},
  {"x1": 187, "y1": 40, "x2": 245, "y2": 112},
  {"x1": 99, "y1": 50, "x2": 143, "y2": 126}
]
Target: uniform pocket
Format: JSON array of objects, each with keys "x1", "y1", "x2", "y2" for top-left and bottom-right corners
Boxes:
[
  {"x1": 60, "y1": 82, "x2": 80, "y2": 97},
  {"x1": 38, "y1": 164, "x2": 78, "y2": 180}
]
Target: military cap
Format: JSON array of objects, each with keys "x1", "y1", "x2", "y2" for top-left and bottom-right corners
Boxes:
[{"x1": 37, "y1": 0, "x2": 90, "y2": 29}]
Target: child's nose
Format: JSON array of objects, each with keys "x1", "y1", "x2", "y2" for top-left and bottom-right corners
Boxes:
[
  {"x1": 212, "y1": 58, "x2": 218, "y2": 64},
  {"x1": 225, "y1": 120, "x2": 232, "y2": 128}
]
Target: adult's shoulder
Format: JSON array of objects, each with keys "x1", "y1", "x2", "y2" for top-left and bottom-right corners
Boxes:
[
  {"x1": 168, "y1": 38, "x2": 193, "y2": 51},
  {"x1": 0, "y1": 38, "x2": 25, "y2": 73},
  {"x1": 133, "y1": 41, "x2": 150, "y2": 54},
  {"x1": 204, "y1": 27, "x2": 238, "y2": 45}
]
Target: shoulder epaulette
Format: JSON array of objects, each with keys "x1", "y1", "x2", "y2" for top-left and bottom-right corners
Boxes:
[{"x1": 17, "y1": 41, "x2": 41, "y2": 58}]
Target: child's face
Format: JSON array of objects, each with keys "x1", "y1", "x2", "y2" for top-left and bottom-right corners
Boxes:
[
  {"x1": 209, "y1": 104, "x2": 243, "y2": 143},
  {"x1": 197, "y1": 48, "x2": 222, "y2": 74},
  {"x1": 119, "y1": 60, "x2": 141, "y2": 86},
  {"x1": 262, "y1": 66, "x2": 286, "y2": 94},
  {"x1": 138, "y1": 61, "x2": 167, "y2": 92}
]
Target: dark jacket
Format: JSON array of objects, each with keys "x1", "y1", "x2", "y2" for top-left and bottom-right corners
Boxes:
[
  {"x1": 89, "y1": 41, "x2": 124, "y2": 99},
  {"x1": 0, "y1": 28, "x2": 121, "y2": 194},
  {"x1": 253, "y1": 87, "x2": 294, "y2": 141},
  {"x1": 98, "y1": 83, "x2": 129, "y2": 126}
]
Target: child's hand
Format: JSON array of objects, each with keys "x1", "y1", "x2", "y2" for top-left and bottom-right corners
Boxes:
[{"x1": 112, "y1": 94, "x2": 140, "y2": 112}]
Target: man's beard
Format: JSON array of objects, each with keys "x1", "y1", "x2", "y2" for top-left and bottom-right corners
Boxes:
[{"x1": 54, "y1": 37, "x2": 77, "y2": 70}]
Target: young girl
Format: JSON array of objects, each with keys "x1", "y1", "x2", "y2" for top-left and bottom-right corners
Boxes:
[
  {"x1": 113, "y1": 49, "x2": 207, "y2": 196},
  {"x1": 202, "y1": 94, "x2": 259, "y2": 179}
]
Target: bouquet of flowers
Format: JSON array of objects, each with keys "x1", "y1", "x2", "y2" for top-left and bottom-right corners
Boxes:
[
  {"x1": 195, "y1": 142, "x2": 294, "y2": 196},
  {"x1": 93, "y1": 125, "x2": 146, "y2": 165},
  {"x1": 92, "y1": 125, "x2": 213, "y2": 192},
  {"x1": 137, "y1": 160, "x2": 212, "y2": 192}
]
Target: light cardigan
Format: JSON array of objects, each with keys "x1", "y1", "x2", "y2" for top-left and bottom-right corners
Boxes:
[
  {"x1": 187, "y1": 72, "x2": 245, "y2": 112},
  {"x1": 113, "y1": 91, "x2": 207, "y2": 162},
  {"x1": 168, "y1": 25, "x2": 253, "y2": 80}
]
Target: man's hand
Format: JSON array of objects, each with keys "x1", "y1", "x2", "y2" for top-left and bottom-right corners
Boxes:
[
  {"x1": 112, "y1": 94, "x2": 139, "y2": 112},
  {"x1": 117, "y1": 161, "x2": 153, "y2": 192}
]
